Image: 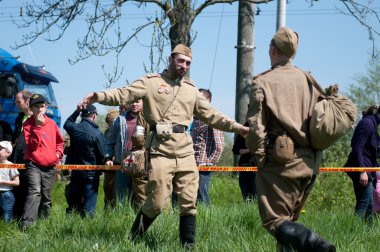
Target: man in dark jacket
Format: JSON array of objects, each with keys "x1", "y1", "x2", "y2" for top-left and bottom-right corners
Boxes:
[
  {"x1": 12, "y1": 90, "x2": 33, "y2": 219},
  {"x1": 64, "y1": 104, "x2": 105, "y2": 218}
]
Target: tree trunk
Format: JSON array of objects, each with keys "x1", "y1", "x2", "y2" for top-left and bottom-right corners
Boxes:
[{"x1": 168, "y1": 0, "x2": 192, "y2": 48}]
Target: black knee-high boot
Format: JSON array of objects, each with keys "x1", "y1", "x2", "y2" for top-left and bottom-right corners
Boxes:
[
  {"x1": 275, "y1": 220, "x2": 336, "y2": 252},
  {"x1": 130, "y1": 211, "x2": 156, "y2": 241},
  {"x1": 179, "y1": 215, "x2": 196, "y2": 248}
]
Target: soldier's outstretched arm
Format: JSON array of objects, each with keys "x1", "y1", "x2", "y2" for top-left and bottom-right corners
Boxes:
[
  {"x1": 194, "y1": 90, "x2": 243, "y2": 134},
  {"x1": 84, "y1": 79, "x2": 147, "y2": 107}
]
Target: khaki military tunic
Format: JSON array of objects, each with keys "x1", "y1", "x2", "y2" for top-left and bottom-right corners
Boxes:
[
  {"x1": 96, "y1": 70, "x2": 241, "y2": 217},
  {"x1": 246, "y1": 62, "x2": 322, "y2": 235}
]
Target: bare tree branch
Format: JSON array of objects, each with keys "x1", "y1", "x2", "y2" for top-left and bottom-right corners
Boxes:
[
  {"x1": 193, "y1": 0, "x2": 273, "y2": 19},
  {"x1": 9, "y1": 0, "x2": 380, "y2": 86},
  {"x1": 12, "y1": 0, "x2": 87, "y2": 46},
  {"x1": 338, "y1": 0, "x2": 380, "y2": 58},
  {"x1": 130, "y1": 0, "x2": 169, "y2": 11}
]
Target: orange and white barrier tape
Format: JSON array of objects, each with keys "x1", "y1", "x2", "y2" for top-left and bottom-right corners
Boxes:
[{"x1": 1, "y1": 163, "x2": 380, "y2": 172}]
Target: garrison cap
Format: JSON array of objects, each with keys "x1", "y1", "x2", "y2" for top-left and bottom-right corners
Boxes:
[
  {"x1": 272, "y1": 27, "x2": 299, "y2": 57},
  {"x1": 172, "y1": 44, "x2": 192, "y2": 58}
]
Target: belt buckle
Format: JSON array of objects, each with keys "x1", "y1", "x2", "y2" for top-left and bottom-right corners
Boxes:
[{"x1": 173, "y1": 125, "x2": 184, "y2": 133}]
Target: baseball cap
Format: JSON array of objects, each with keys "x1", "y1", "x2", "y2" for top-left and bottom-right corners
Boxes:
[
  {"x1": 81, "y1": 104, "x2": 97, "y2": 116},
  {"x1": 29, "y1": 94, "x2": 48, "y2": 106},
  {"x1": 172, "y1": 44, "x2": 192, "y2": 58},
  {"x1": 0, "y1": 141, "x2": 13, "y2": 154},
  {"x1": 272, "y1": 27, "x2": 299, "y2": 57}
]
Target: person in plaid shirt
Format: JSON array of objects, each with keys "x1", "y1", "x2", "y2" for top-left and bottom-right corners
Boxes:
[{"x1": 191, "y1": 89, "x2": 225, "y2": 206}]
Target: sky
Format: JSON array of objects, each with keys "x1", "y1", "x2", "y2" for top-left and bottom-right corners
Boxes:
[{"x1": 1, "y1": 0, "x2": 379, "y2": 129}]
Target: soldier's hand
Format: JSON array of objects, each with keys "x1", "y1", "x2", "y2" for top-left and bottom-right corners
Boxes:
[
  {"x1": 83, "y1": 92, "x2": 98, "y2": 107},
  {"x1": 105, "y1": 160, "x2": 114, "y2": 166},
  {"x1": 239, "y1": 125, "x2": 249, "y2": 138}
]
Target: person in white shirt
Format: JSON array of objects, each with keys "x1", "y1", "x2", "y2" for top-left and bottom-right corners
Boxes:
[{"x1": 0, "y1": 141, "x2": 20, "y2": 222}]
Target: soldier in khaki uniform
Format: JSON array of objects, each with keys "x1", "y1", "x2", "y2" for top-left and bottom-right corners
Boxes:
[
  {"x1": 83, "y1": 44, "x2": 248, "y2": 247},
  {"x1": 246, "y1": 27, "x2": 336, "y2": 252}
]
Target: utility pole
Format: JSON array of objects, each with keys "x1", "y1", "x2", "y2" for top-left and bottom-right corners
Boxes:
[
  {"x1": 234, "y1": 0, "x2": 254, "y2": 167},
  {"x1": 276, "y1": 0, "x2": 287, "y2": 30}
]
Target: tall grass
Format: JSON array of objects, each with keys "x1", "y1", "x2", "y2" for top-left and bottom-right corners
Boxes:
[{"x1": 0, "y1": 173, "x2": 379, "y2": 251}]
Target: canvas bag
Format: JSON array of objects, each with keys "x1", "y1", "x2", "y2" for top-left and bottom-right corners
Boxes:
[{"x1": 304, "y1": 71, "x2": 357, "y2": 150}]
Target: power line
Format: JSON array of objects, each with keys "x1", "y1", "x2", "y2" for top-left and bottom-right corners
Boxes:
[
  {"x1": 208, "y1": 4, "x2": 225, "y2": 90},
  {"x1": 0, "y1": 7, "x2": 379, "y2": 21}
]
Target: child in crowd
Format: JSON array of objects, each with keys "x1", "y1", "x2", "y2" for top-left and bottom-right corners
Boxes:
[
  {"x1": 20, "y1": 94, "x2": 64, "y2": 230},
  {"x1": 0, "y1": 141, "x2": 19, "y2": 222}
]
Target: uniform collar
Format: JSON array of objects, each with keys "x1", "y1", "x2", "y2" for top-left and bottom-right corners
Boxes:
[
  {"x1": 162, "y1": 69, "x2": 183, "y2": 86},
  {"x1": 271, "y1": 60, "x2": 292, "y2": 70}
]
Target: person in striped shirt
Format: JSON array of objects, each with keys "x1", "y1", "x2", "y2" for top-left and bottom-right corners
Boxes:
[{"x1": 191, "y1": 88, "x2": 225, "y2": 206}]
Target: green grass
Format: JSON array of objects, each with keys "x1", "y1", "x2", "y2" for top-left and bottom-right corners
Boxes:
[{"x1": 0, "y1": 173, "x2": 379, "y2": 251}]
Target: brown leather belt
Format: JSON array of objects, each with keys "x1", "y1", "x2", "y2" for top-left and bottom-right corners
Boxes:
[{"x1": 150, "y1": 124, "x2": 187, "y2": 133}]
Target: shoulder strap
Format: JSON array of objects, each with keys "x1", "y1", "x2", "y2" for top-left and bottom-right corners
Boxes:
[
  {"x1": 182, "y1": 77, "x2": 195, "y2": 87},
  {"x1": 303, "y1": 71, "x2": 325, "y2": 95},
  {"x1": 301, "y1": 70, "x2": 321, "y2": 149},
  {"x1": 146, "y1": 73, "x2": 160, "y2": 79}
]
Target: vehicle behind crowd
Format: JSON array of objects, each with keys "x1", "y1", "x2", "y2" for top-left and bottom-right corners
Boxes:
[{"x1": 0, "y1": 48, "x2": 61, "y2": 131}]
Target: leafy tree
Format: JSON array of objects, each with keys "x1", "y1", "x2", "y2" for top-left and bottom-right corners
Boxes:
[
  {"x1": 321, "y1": 131, "x2": 352, "y2": 167},
  {"x1": 218, "y1": 132, "x2": 234, "y2": 166},
  {"x1": 323, "y1": 51, "x2": 380, "y2": 168},
  {"x1": 346, "y1": 50, "x2": 380, "y2": 115},
  {"x1": 95, "y1": 113, "x2": 108, "y2": 133}
]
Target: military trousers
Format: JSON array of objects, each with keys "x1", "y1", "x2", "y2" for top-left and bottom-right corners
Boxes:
[
  {"x1": 141, "y1": 154, "x2": 199, "y2": 218},
  {"x1": 256, "y1": 148, "x2": 318, "y2": 236},
  {"x1": 131, "y1": 176, "x2": 148, "y2": 208},
  {"x1": 103, "y1": 170, "x2": 116, "y2": 209}
]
